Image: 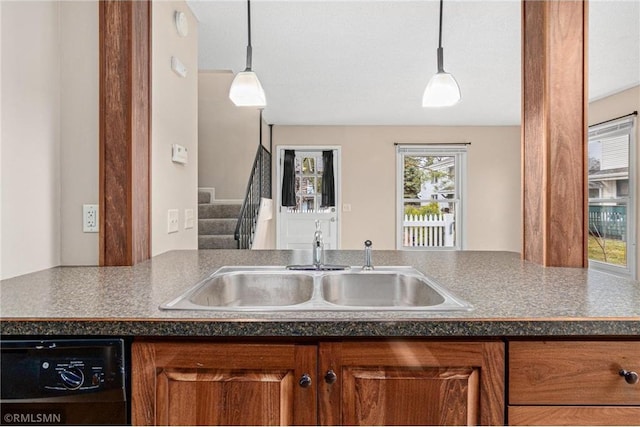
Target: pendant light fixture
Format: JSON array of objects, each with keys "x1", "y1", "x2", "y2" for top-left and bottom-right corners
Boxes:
[
  {"x1": 422, "y1": 0, "x2": 461, "y2": 107},
  {"x1": 229, "y1": 0, "x2": 266, "y2": 107}
]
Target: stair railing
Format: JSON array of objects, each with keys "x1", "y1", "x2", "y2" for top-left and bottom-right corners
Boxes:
[{"x1": 234, "y1": 144, "x2": 271, "y2": 249}]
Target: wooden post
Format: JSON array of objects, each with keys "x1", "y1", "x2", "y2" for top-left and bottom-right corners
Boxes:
[
  {"x1": 522, "y1": 0, "x2": 588, "y2": 267},
  {"x1": 99, "y1": 1, "x2": 151, "y2": 266}
]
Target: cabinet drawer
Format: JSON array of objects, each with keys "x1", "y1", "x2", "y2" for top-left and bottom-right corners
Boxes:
[
  {"x1": 509, "y1": 341, "x2": 640, "y2": 405},
  {"x1": 509, "y1": 406, "x2": 640, "y2": 426}
]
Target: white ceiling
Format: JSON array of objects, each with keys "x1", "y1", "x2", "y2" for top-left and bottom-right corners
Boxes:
[{"x1": 187, "y1": 0, "x2": 640, "y2": 126}]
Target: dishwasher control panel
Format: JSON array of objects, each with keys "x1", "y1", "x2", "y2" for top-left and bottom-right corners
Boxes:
[
  {"x1": 1, "y1": 339, "x2": 127, "y2": 425},
  {"x1": 1, "y1": 339, "x2": 125, "y2": 398},
  {"x1": 40, "y1": 357, "x2": 110, "y2": 391}
]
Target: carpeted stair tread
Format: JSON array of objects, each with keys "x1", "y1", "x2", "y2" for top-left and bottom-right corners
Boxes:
[
  {"x1": 197, "y1": 195, "x2": 241, "y2": 249},
  {"x1": 198, "y1": 191, "x2": 212, "y2": 204},
  {"x1": 198, "y1": 203, "x2": 241, "y2": 219},
  {"x1": 198, "y1": 235, "x2": 237, "y2": 249},
  {"x1": 199, "y1": 218, "x2": 237, "y2": 235}
]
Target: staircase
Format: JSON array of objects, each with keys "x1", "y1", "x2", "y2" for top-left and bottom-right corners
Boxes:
[
  {"x1": 198, "y1": 145, "x2": 271, "y2": 250},
  {"x1": 198, "y1": 190, "x2": 241, "y2": 249}
]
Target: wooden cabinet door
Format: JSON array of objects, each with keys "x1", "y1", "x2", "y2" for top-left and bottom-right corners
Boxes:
[
  {"x1": 318, "y1": 341, "x2": 504, "y2": 426},
  {"x1": 132, "y1": 341, "x2": 316, "y2": 426}
]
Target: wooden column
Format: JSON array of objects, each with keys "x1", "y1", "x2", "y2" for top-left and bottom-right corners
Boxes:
[
  {"x1": 99, "y1": 0, "x2": 151, "y2": 266},
  {"x1": 522, "y1": 0, "x2": 588, "y2": 267}
]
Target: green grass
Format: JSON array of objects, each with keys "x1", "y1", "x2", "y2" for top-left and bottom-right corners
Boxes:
[{"x1": 588, "y1": 235, "x2": 627, "y2": 266}]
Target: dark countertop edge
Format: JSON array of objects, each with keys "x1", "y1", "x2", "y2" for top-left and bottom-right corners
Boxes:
[{"x1": 1, "y1": 319, "x2": 639, "y2": 338}]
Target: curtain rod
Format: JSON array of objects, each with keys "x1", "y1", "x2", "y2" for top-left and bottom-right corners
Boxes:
[
  {"x1": 590, "y1": 111, "x2": 637, "y2": 128},
  {"x1": 393, "y1": 142, "x2": 471, "y2": 146}
]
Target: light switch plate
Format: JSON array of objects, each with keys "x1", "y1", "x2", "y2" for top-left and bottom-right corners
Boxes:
[
  {"x1": 184, "y1": 208, "x2": 194, "y2": 229},
  {"x1": 168, "y1": 209, "x2": 179, "y2": 233}
]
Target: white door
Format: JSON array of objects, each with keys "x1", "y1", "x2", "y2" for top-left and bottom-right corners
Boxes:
[{"x1": 276, "y1": 147, "x2": 340, "y2": 249}]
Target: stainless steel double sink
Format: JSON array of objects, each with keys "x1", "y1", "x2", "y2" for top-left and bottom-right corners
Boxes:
[{"x1": 161, "y1": 266, "x2": 472, "y2": 312}]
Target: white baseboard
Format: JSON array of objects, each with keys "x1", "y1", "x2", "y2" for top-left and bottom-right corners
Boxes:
[{"x1": 198, "y1": 187, "x2": 242, "y2": 204}]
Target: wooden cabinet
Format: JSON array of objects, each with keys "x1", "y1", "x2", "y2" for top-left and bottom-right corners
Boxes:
[
  {"x1": 132, "y1": 340, "x2": 505, "y2": 426},
  {"x1": 319, "y1": 341, "x2": 504, "y2": 426},
  {"x1": 132, "y1": 341, "x2": 316, "y2": 425},
  {"x1": 508, "y1": 341, "x2": 640, "y2": 426}
]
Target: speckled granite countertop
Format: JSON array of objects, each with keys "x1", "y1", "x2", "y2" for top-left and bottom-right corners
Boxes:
[{"x1": 1, "y1": 250, "x2": 638, "y2": 337}]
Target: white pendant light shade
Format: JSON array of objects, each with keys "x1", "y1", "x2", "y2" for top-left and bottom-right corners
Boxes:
[
  {"x1": 229, "y1": 71, "x2": 267, "y2": 107},
  {"x1": 229, "y1": 0, "x2": 266, "y2": 107},
  {"x1": 422, "y1": 0, "x2": 461, "y2": 108},
  {"x1": 422, "y1": 71, "x2": 461, "y2": 107}
]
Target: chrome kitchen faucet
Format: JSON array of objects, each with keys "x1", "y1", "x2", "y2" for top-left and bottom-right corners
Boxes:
[
  {"x1": 363, "y1": 240, "x2": 374, "y2": 270},
  {"x1": 287, "y1": 220, "x2": 348, "y2": 271},
  {"x1": 312, "y1": 220, "x2": 324, "y2": 269}
]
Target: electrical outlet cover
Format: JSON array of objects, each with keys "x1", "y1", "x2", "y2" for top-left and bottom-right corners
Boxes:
[
  {"x1": 172, "y1": 144, "x2": 188, "y2": 164},
  {"x1": 83, "y1": 204, "x2": 99, "y2": 232}
]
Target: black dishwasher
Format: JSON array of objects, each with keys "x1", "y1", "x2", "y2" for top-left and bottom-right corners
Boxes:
[{"x1": 0, "y1": 339, "x2": 127, "y2": 425}]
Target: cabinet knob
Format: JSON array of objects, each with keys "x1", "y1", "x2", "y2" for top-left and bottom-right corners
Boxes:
[
  {"x1": 298, "y1": 373, "x2": 312, "y2": 388},
  {"x1": 324, "y1": 369, "x2": 337, "y2": 384},
  {"x1": 619, "y1": 369, "x2": 639, "y2": 385}
]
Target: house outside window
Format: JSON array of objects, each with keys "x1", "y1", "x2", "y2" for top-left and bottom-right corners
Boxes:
[
  {"x1": 589, "y1": 188, "x2": 601, "y2": 199},
  {"x1": 588, "y1": 115, "x2": 637, "y2": 279},
  {"x1": 617, "y1": 179, "x2": 629, "y2": 198},
  {"x1": 396, "y1": 144, "x2": 467, "y2": 250}
]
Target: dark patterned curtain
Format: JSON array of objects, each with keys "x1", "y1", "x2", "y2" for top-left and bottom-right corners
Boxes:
[
  {"x1": 281, "y1": 150, "x2": 296, "y2": 207},
  {"x1": 321, "y1": 150, "x2": 335, "y2": 207}
]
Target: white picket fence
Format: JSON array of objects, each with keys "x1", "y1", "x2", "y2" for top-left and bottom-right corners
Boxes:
[{"x1": 403, "y1": 213, "x2": 455, "y2": 247}]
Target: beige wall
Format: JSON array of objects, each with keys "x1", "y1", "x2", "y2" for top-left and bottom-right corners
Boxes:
[
  {"x1": 1, "y1": 1, "x2": 199, "y2": 278},
  {"x1": 151, "y1": 1, "x2": 199, "y2": 255},
  {"x1": 1, "y1": 1, "x2": 99, "y2": 278},
  {"x1": 60, "y1": 1, "x2": 99, "y2": 266},
  {"x1": 272, "y1": 126, "x2": 522, "y2": 250},
  {"x1": 588, "y1": 85, "x2": 640, "y2": 279},
  {"x1": 1, "y1": 1, "x2": 61, "y2": 279},
  {"x1": 198, "y1": 71, "x2": 262, "y2": 200}
]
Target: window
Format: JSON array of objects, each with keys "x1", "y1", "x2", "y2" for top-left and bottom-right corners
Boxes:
[
  {"x1": 617, "y1": 179, "x2": 629, "y2": 198},
  {"x1": 589, "y1": 188, "x2": 601, "y2": 199},
  {"x1": 283, "y1": 151, "x2": 330, "y2": 213},
  {"x1": 396, "y1": 144, "x2": 467, "y2": 250},
  {"x1": 588, "y1": 115, "x2": 636, "y2": 279}
]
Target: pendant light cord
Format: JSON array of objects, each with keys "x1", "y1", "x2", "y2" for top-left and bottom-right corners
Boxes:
[
  {"x1": 245, "y1": 0, "x2": 253, "y2": 71},
  {"x1": 247, "y1": 0, "x2": 252, "y2": 48},
  {"x1": 438, "y1": 0, "x2": 443, "y2": 49},
  {"x1": 436, "y1": 0, "x2": 444, "y2": 73}
]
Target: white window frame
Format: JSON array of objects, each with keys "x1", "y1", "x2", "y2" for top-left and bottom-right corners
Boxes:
[
  {"x1": 587, "y1": 116, "x2": 637, "y2": 280},
  {"x1": 395, "y1": 144, "x2": 467, "y2": 250}
]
